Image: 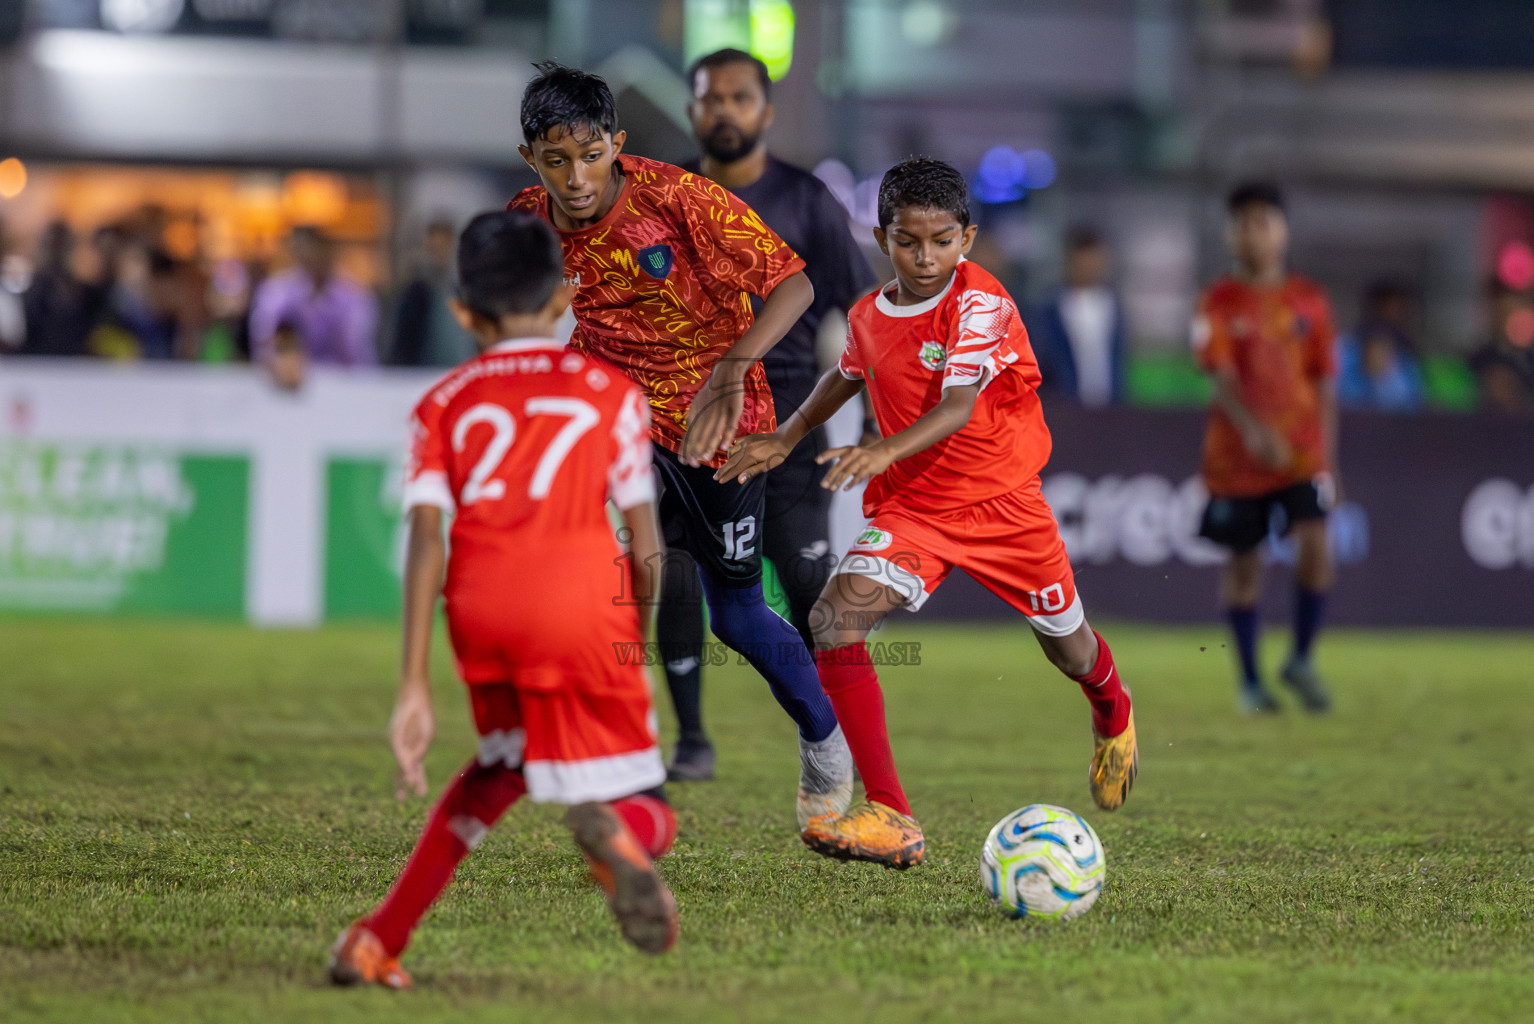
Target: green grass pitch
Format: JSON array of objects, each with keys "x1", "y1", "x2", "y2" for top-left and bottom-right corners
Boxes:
[{"x1": 1, "y1": 618, "x2": 1531, "y2": 1022}]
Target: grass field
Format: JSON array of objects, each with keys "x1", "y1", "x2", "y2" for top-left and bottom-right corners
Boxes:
[{"x1": 2, "y1": 618, "x2": 1532, "y2": 1023}]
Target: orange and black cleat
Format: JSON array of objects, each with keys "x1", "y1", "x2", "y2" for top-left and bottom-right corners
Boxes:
[
  {"x1": 801, "y1": 801, "x2": 925, "y2": 870},
  {"x1": 566, "y1": 801, "x2": 679, "y2": 955},
  {"x1": 1089, "y1": 700, "x2": 1139, "y2": 812},
  {"x1": 328, "y1": 922, "x2": 411, "y2": 990}
]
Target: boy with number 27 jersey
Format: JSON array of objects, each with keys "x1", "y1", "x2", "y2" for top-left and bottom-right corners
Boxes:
[{"x1": 330, "y1": 213, "x2": 680, "y2": 991}]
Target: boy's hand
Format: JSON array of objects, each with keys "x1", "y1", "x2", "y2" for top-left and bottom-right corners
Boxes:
[
  {"x1": 1240, "y1": 423, "x2": 1292, "y2": 470},
  {"x1": 715, "y1": 433, "x2": 792, "y2": 484},
  {"x1": 818, "y1": 443, "x2": 895, "y2": 492},
  {"x1": 681, "y1": 367, "x2": 746, "y2": 466},
  {"x1": 389, "y1": 679, "x2": 435, "y2": 800}
]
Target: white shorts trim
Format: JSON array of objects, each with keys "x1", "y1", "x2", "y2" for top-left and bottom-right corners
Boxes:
[
  {"x1": 523, "y1": 747, "x2": 667, "y2": 804},
  {"x1": 831, "y1": 552, "x2": 933, "y2": 611},
  {"x1": 477, "y1": 728, "x2": 527, "y2": 769},
  {"x1": 1025, "y1": 592, "x2": 1085, "y2": 637},
  {"x1": 478, "y1": 728, "x2": 666, "y2": 803}
]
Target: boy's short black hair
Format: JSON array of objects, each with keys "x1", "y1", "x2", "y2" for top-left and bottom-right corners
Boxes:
[
  {"x1": 456, "y1": 211, "x2": 564, "y2": 320},
  {"x1": 688, "y1": 47, "x2": 771, "y2": 100},
  {"x1": 520, "y1": 61, "x2": 618, "y2": 145},
  {"x1": 877, "y1": 157, "x2": 971, "y2": 230},
  {"x1": 1226, "y1": 181, "x2": 1286, "y2": 214}
]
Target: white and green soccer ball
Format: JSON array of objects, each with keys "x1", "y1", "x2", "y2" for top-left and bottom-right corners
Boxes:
[{"x1": 980, "y1": 804, "x2": 1105, "y2": 920}]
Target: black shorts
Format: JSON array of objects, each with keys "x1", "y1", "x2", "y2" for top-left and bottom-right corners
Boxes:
[
  {"x1": 764, "y1": 425, "x2": 832, "y2": 549},
  {"x1": 1199, "y1": 479, "x2": 1330, "y2": 553},
  {"x1": 652, "y1": 442, "x2": 767, "y2": 589}
]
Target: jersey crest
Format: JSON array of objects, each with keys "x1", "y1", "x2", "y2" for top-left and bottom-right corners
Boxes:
[
  {"x1": 918, "y1": 341, "x2": 946, "y2": 371},
  {"x1": 637, "y1": 244, "x2": 673, "y2": 280}
]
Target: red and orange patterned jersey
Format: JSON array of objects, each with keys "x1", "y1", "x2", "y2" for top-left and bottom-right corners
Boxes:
[
  {"x1": 839, "y1": 260, "x2": 1049, "y2": 516},
  {"x1": 1193, "y1": 274, "x2": 1336, "y2": 497},
  {"x1": 507, "y1": 155, "x2": 806, "y2": 466}
]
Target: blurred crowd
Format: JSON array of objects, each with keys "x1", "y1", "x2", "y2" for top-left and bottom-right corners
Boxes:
[
  {"x1": 1025, "y1": 227, "x2": 1534, "y2": 415},
  {"x1": 2, "y1": 204, "x2": 1533, "y2": 414},
  {"x1": 0, "y1": 208, "x2": 477, "y2": 389}
]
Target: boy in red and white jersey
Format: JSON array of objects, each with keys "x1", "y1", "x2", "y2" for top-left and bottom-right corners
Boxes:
[
  {"x1": 719, "y1": 159, "x2": 1139, "y2": 868},
  {"x1": 330, "y1": 212, "x2": 678, "y2": 989}
]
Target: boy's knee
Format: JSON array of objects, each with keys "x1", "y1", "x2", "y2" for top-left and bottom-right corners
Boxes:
[{"x1": 809, "y1": 598, "x2": 846, "y2": 650}]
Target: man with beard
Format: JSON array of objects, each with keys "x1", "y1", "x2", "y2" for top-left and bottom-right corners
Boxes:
[{"x1": 660, "y1": 48, "x2": 878, "y2": 781}]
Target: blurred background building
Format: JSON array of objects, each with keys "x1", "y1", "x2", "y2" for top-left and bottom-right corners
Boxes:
[
  {"x1": 4, "y1": 1, "x2": 1534, "y2": 627},
  {"x1": 1, "y1": 0, "x2": 1534, "y2": 407}
]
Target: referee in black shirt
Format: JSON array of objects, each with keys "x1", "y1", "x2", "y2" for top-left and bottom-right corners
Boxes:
[{"x1": 661, "y1": 48, "x2": 878, "y2": 781}]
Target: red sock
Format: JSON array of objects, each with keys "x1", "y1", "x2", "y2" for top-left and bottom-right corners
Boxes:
[
  {"x1": 611, "y1": 793, "x2": 677, "y2": 858},
  {"x1": 1073, "y1": 630, "x2": 1131, "y2": 737},
  {"x1": 814, "y1": 644, "x2": 910, "y2": 817},
  {"x1": 365, "y1": 759, "x2": 527, "y2": 957}
]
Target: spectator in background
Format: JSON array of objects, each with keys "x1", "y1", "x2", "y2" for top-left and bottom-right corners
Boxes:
[
  {"x1": 1337, "y1": 280, "x2": 1424, "y2": 411},
  {"x1": 0, "y1": 219, "x2": 25, "y2": 353},
  {"x1": 19, "y1": 221, "x2": 95, "y2": 357},
  {"x1": 1470, "y1": 279, "x2": 1534, "y2": 413},
  {"x1": 388, "y1": 217, "x2": 475, "y2": 367},
  {"x1": 1029, "y1": 226, "x2": 1127, "y2": 407},
  {"x1": 268, "y1": 317, "x2": 306, "y2": 391},
  {"x1": 249, "y1": 226, "x2": 378, "y2": 374}
]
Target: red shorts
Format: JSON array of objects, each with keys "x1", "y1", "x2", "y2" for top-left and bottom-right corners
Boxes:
[
  {"x1": 834, "y1": 479, "x2": 1084, "y2": 636},
  {"x1": 445, "y1": 546, "x2": 664, "y2": 804}
]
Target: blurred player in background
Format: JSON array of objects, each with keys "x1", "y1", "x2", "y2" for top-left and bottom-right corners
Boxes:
[
  {"x1": 1193, "y1": 182, "x2": 1337, "y2": 715},
  {"x1": 330, "y1": 212, "x2": 679, "y2": 987},
  {"x1": 719, "y1": 158, "x2": 1139, "y2": 868},
  {"x1": 655, "y1": 48, "x2": 878, "y2": 782},
  {"x1": 506, "y1": 63, "x2": 854, "y2": 830}
]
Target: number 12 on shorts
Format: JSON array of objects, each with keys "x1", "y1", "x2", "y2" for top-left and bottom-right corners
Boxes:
[{"x1": 722, "y1": 516, "x2": 757, "y2": 561}]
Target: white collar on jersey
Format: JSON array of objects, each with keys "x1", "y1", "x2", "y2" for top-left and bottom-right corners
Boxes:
[
  {"x1": 487, "y1": 337, "x2": 566, "y2": 354},
  {"x1": 873, "y1": 259, "x2": 962, "y2": 318}
]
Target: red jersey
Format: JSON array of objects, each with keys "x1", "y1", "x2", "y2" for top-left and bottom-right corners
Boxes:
[
  {"x1": 1193, "y1": 274, "x2": 1336, "y2": 497},
  {"x1": 402, "y1": 337, "x2": 654, "y2": 609},
  {"x1": 839, "y1": 260, "x2": 1049, "y2": 516},
  {"x1": 507, "y1": 155, "x2": 806, "y2": 467}
]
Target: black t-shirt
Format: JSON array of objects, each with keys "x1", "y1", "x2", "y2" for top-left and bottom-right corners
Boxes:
[{"x1": 682, "y1": 155, "x2": 877, "y2": 413}]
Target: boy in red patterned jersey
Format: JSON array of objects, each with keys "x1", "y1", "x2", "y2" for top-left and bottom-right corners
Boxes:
[
  {"x1": 507, "y1": 63, "x2": 854, "y2": 833},
  {"x1": 1193, "y1": 182, "x2": 1336, "y2": 715},
  {"x1": 329, "y1": 213, "x2": 679, "y2": 988},
  {"x1": 719, "y1": 158, "x2": 1138, "y2": 868}
]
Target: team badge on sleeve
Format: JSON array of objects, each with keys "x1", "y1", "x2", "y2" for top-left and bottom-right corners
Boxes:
[{"x1": 637, "y1": 244, "x2": 674, "y2": 280}]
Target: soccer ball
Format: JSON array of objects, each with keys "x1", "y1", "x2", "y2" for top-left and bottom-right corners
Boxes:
[{"x1": 980, "y1": 804, "x2": 1105, "y2": 920}]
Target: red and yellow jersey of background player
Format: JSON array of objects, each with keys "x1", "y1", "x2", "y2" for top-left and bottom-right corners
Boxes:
[
  {"x1": 1192, "y1": 274, "x2": 1336, "y2": 498},
  {"x1": 506, "y1": 155, "x2": 806, "y2": 467},
  {"x1": 401, "y1": 337, "x2": 654, "y2": 665},
  {"x1": 839, "y1": 259, "x2": 1049, "y2": 517}
]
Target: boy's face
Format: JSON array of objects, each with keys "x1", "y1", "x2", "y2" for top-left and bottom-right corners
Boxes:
[
  {"x1": 873, "y1": 206, "x2": 978, "y2": 300},
  {"x1": 690, "y1": 62, "x2": 773, "y2": 163},
  {"x1": 519, "y1": 124, "x2": 628, "y2": 225},
  {"x1": 1226, "y1": 201, "x2": 1288, "y2": 274}
]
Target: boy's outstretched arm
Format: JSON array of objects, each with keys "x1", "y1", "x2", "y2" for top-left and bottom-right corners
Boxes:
[
  {"x1": 819, "y1": 381, "x2": 981, "y2": 491},
  {"x1": 714, "y1": 366, "x2": 865, "y2": 484},
  {"x1": 620, "y1": 500, "x2": 664, "y2": 642},
  {"x1": 392, "y1": 505, "x2": 445, "y2": 800},
  {"x1": 681, "y1": 270, "x2": 815, "y2": 466}
]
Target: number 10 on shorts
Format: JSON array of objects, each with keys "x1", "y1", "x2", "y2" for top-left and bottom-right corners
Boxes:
[
  {"x1": 1026, "y1": 583, "x2": 1066, "y2": 613},
  {"x1": 722, "y1": 516, "x2": 757, "y2": 561}
]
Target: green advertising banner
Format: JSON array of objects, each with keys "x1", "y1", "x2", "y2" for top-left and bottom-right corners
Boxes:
[
  {"x1": 320, "y1": 455, "x2": 793, "y2": 623},
  {"x1": 324, "y1": 457, "x2": 404, "y2": 619},
  {"x1": 0, "y1": 441, "x2": 247, "y2": 616}
]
